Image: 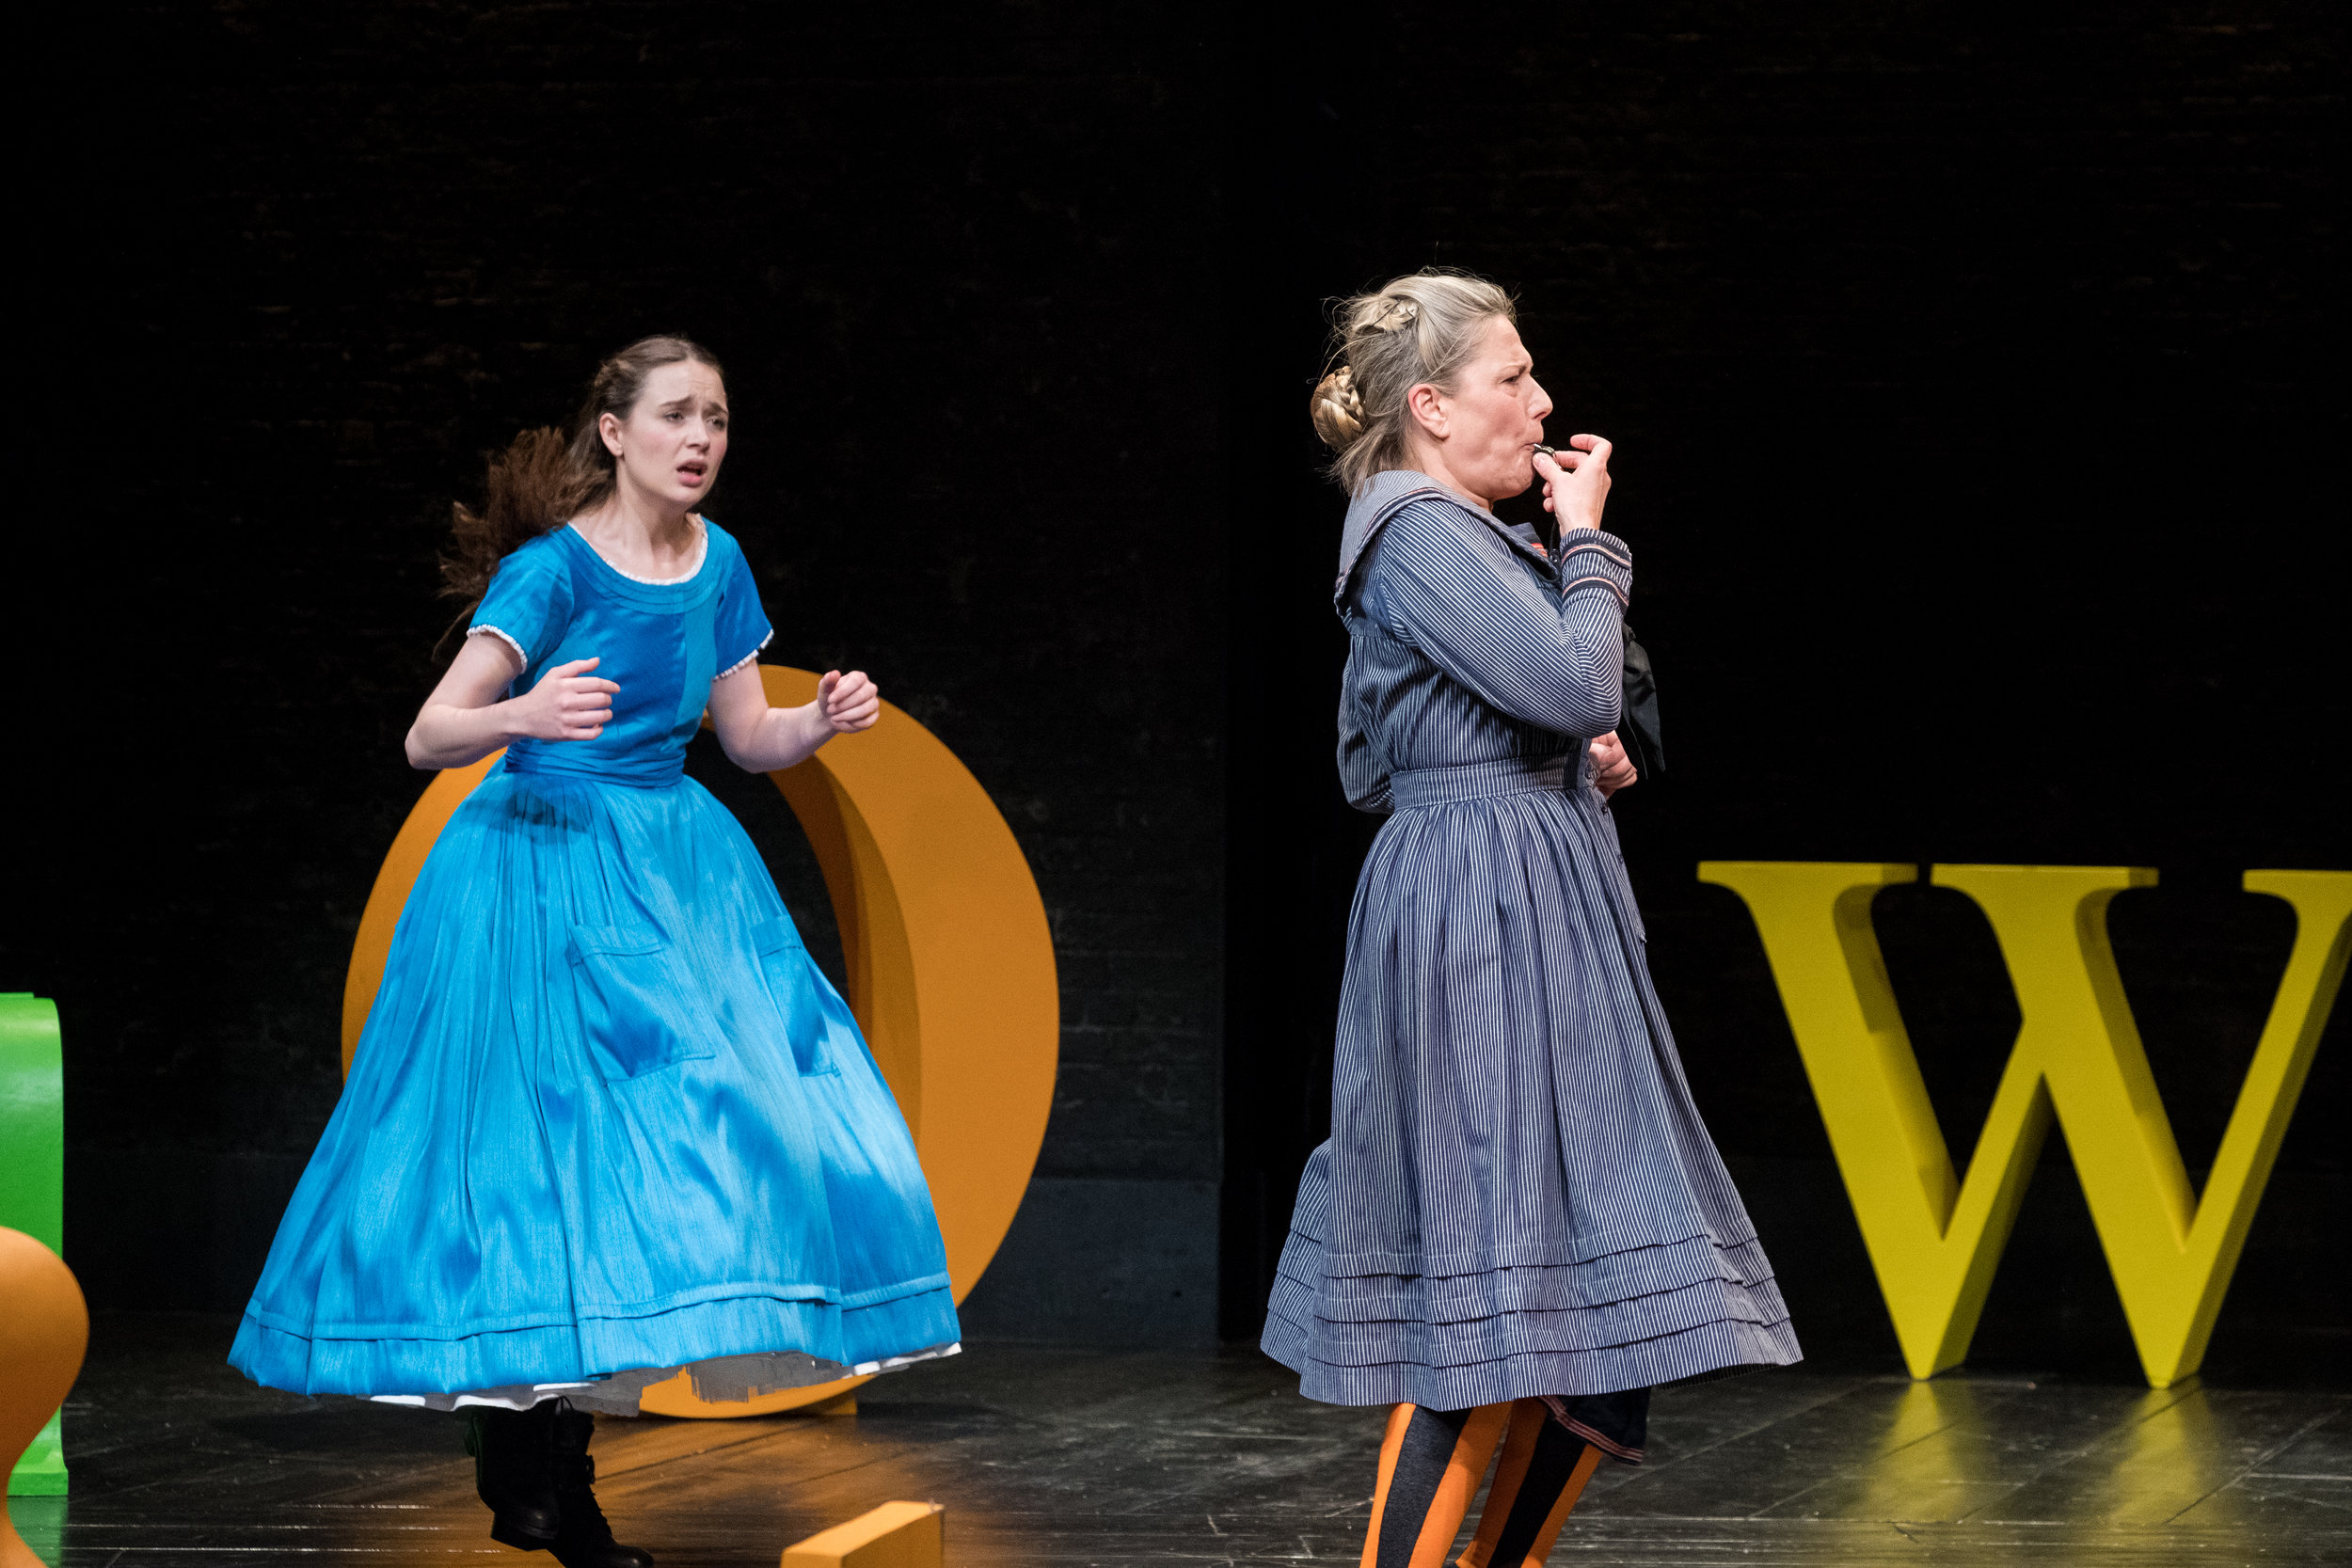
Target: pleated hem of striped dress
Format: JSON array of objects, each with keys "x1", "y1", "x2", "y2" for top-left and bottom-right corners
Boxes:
[{"x1": 1260, "y1": 1227, "x2": 1801, "y2": 1410}]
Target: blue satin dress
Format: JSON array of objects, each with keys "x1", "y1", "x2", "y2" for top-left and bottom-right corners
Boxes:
[{"x1": 230, "y1": 520, "x2": 960, "y2": 1412}]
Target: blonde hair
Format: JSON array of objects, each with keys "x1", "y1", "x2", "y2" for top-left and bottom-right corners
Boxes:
[{"x1": 1310, "y1": 269, "x2": 1517, "y2": 494}]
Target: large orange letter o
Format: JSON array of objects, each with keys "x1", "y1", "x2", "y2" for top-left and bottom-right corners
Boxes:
[{"x1": 341, "y1": 666, "x2": 1058, "y2": 1416}]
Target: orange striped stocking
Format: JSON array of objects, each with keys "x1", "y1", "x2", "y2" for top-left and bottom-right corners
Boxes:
[
  {"x1": 1452, "y1": 1399, "x2": 1604, "y2": 1567},
  {"x1": 1359, "y1": 1402, "x2": 1511, "y2": 1568}
]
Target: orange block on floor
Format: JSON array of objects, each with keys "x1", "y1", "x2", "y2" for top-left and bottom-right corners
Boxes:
[{"x1": 780, "y1": 1500, "x2": 944, "y2": 1568}]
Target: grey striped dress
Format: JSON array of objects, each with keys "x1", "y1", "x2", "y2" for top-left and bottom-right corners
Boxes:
[{"x1": 1261, "y1": 469, "x2": 1801, "y2": 1410}]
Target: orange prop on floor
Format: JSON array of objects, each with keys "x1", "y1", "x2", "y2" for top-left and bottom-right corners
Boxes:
[
  {"x1": 781, "y1": 1499, "x2": 945, "y2": 1566},
  {"x1": 0, "y1": 1227, "x2": 86, "y2": 1568}
]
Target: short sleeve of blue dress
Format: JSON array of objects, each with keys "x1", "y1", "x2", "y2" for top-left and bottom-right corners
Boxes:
[
  {"x1": 469, "y1": 535, "x2": 576, "y2": 679},
  {"x1": 710, "y1": 529, "x2": 774, "y2": 675}
]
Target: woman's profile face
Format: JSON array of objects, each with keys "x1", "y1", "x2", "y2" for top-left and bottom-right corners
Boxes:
[
  {"x1": 603, "y1": 359, "x2": 730, "y2": 512},
  {"x1": 1430, "y1": 317, "x2": 1552, "y2": 506}
]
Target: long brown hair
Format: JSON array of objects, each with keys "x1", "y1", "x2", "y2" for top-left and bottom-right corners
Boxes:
[{"x1": 441, "y1": 334, "x2": 725, "y2": 610}]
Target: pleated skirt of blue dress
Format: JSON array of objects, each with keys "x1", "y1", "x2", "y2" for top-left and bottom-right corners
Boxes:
[
  {"x1": 1263, "y1": 756, "x2": 1800, "y2": 1410},
  {"x1": 229, "y1": 759, "x2": 960, "y2": 1411}
]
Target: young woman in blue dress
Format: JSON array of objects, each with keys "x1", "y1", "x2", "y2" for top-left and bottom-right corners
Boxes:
[{"x1": 230, "y1": 337, "x2": 960, "y2": 1567}]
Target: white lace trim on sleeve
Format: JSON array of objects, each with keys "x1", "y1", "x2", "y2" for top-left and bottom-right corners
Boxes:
[
  {"x1": 717, "y1": 628, "x2": 774, "y2": 680},
  {"x1": 467, "y1": 624, "x2": 529, "y2": 673}
]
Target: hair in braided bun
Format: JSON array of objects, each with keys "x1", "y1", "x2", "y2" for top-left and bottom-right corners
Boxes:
[
  {"x1": 1308, "y1": 269, "x2": 1516, "y2": 494},
  {"x1": 1310, "y1": 365, "x2": 1366, "y2": 451}
]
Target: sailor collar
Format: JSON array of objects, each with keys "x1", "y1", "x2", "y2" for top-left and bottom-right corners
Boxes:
[{"x1": 1333, "y1": 468, "x2": 1554, "y2": 609}]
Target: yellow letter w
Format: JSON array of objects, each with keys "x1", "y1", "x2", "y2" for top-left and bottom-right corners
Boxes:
[{"x1": 1696, "y1": 863, "x2": 2351, "y2": 1388}]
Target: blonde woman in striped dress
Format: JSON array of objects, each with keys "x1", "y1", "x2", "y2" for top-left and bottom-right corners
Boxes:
[{"x1": 1262, "y1": 270, "x2": 1801, "y2": 1568}]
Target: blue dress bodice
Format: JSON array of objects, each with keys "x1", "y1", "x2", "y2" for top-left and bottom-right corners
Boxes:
[{"x1": 470, "y1": 520, "x2": 772, "y2": 787}]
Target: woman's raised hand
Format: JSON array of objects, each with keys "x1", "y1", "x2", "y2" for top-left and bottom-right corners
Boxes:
[
  {"x1": 1534, "y1": 434, "x2": 1613, "y2": 534},
  {"x1": 818, "y1": 670, "x2": 882, "y2": 735},
  {"x1": 518, "y1": 657, "x2": 619, "y2": 742}
]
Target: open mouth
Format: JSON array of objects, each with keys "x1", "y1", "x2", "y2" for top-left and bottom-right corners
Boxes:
[{"x1": 677, "y1": 463, "x2": 708, "y2": 486}]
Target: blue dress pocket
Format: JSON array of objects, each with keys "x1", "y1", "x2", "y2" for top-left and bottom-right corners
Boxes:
[
  {"x1": 566, "y1": 924, "x2": 725, "y2": 1081},
  {"x1": 752, "y1": 916, "x2": 836, "y2": 1077}
]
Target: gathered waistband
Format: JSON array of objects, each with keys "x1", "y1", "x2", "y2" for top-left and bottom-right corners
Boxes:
[
  {"x1": 502, "y1": 752, "x2": 686, "y2": 790},
  {"x1": 1390, "y1": 754, "x2": 1575, "y2": 809}
]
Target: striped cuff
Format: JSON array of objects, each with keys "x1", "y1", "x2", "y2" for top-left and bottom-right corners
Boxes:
[{"x1": 1555, "y1": 529, "x2": 1632, "y2": 607}]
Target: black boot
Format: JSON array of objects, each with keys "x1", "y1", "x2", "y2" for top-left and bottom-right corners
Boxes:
[
  {"x1": 462, "y1": 1401, "x2": 561, "y2": 1550},
  {"x1": 548, "y1": 1401, "x2": 654, "y2": 1568}
]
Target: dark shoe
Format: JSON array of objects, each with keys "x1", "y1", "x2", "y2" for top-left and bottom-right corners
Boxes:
[
  {"x1": 462, "y1": 1401, "x2": 561, "y2": 1549},
  {"x1": 548, "y1": 1402, "x2": 654, "y2": 1568}
]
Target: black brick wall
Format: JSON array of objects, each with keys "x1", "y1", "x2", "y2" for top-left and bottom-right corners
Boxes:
[
  {"x1": 1222, "y1": 2, "x2": 2348, "y2": 1377},
  {"x1": 24, "y1": 2, "x2": 1226, "y2": 1339},
  {"x1": 11, "y1": 0, "x2": 2344, "y2": 1374}
]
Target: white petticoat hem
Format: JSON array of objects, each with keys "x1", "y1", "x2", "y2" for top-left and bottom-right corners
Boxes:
[{"x1": 368, "y1": 1340, "x2": 961, "y2": 1416}]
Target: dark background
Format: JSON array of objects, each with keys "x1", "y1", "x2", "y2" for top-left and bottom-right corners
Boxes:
[{"x1": 12, "y1": 2, "x2": 2344, "y2": 1383}]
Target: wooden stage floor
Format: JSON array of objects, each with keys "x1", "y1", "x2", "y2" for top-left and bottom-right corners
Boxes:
[{"x1": 10, "y1": 1313, "x2": 2347, "y2": 1565}]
